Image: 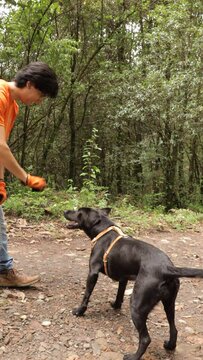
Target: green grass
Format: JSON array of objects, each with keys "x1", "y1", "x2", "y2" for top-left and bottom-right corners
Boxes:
[{"x1": 3, "y1": 183, "x2": 203, "y2": 232}]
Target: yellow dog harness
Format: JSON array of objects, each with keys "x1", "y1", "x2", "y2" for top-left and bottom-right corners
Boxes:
[{"x1": 91, "y1": 226, "x2": 126, "y2": 277}]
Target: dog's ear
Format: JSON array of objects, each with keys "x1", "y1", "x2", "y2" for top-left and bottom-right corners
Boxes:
[{"x1": 100, "y1": 208, "x2": 111, "y2": 216}]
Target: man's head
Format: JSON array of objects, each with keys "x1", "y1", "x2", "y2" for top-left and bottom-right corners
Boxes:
[{"x1": 14, "y1": 61, "x2": 58, "y2": 105}]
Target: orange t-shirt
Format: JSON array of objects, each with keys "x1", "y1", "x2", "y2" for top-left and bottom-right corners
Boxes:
[{"x1": 0, "y1": 79, "x2": 19, "y2": 140}]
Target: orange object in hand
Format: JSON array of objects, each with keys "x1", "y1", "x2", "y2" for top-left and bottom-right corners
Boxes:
[
  {"x1": 26, "y1": 174, "x2": 47, "y2": 191},
  {"x1": 0, "y1": 181, "x2": 7, "y2": 205}
]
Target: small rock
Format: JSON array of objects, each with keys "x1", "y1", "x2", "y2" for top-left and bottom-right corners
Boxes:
[
  {"x1": 95, "y1": 337, "x2": 108, "y2": 351},
  {"x1": 26, "y1": 333, "x2": 33, "y2": 342},
  {"x1": 60, "y1": 308, "x2": 66, "y2": 314},
  {"x1": 39, "y1": 345, "x2": 46, "y2": 352},
  {"x1": 185, "y1": 326, "x2": 195, "y2": 334},
  {"x1": 0, "y1": 346, "x2": 6, "y2": 354},
  {"x1": 91, "y1": 341, "x2": 101, "y2": 355},
  {"x1": 4, "y1": 335, "x2": 10, "y2": 345},
  {"x1": 95, "y1": 330, "x2": 105, "y2": 338},
  {"x1": 38, "y1": 293, "x2": 46, "y2": 301},
  {"x1": 42, "y1": 320, "x2": 51, "y2": 327},
  {"x1": 125, "y1": 288, "x2": 133, "y2": 296},
  {"x1": 161, "y1": 239, "x2": 170, "y2": 244},
  {"x1": 116, "y1": 326, "x2": 123, "y2": 335}
]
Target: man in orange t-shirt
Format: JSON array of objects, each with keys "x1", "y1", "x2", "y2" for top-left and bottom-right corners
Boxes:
[{"x1": 0, "y1": 62, "x2": 58, "y2": 287}]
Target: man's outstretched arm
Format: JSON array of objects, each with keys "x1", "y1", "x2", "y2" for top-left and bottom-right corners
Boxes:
[{"x1": 0, "y1": 126, "x2": 27, "y2": 183}]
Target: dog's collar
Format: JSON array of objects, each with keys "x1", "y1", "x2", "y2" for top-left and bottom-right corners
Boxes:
[{"x1": 91, "y1": 226, "x2": 125, "y2": 249}]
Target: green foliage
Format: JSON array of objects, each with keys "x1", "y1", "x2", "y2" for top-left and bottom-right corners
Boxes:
[
  {"x1": 164, "y1": 209, "x2": 203, "y2": 231},
  {"x1": 3, "y1": 184, "x2": 203, "y2": 232},
  {"x1": 4, "y1": 179, "x2": 109, "y2": 221},
  {"x1": 80, "y1": 128, "x2": 102, "y2": 188},
  {"x1": 5, "y1": 186, "x2": 54, "y2": 221},
  {"x1": 79, "y1": 127, "x2": 109, "y2": 206},
  {"x1": 142, "y1": 193, "x2": 166, "y2": 210},
  {"x1": 0, "y1": 0, "x2": 203, "y2": 212},
  {"x1": 6, "y1": 183, "x2": 202, "y2": 232}
]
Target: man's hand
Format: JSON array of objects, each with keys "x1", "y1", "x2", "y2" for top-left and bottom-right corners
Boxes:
[
  {"x1": 0, "y1": 181, "x2": 7, "y2": 205},
  {"x1": 26, "y1": 174, "x2": 47, "y2": 191}
]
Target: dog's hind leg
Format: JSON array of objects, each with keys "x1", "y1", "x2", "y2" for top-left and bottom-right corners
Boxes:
[
  {"x1": 111, "y1": 278, "x2": 128, "y2": 309},
  {"x1": 161, "y1": 279, "x2": 180, "y2": 351},
  {"x1": 124, "y1": 277, "x2": 159, "y2": 360}
]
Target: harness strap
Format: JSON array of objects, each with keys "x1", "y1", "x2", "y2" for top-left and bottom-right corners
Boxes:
[
  {"x1": 91, "y1": 225, "x2": 125, "y2": 249},
  {"x1": 103, "y1": 235, "x2": 123, "y2": 276},
  {"x1": 91, "y1": 225, "x2": 126, "y2": 277}
]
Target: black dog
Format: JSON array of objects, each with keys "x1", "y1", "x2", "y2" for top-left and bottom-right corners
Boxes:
[{"x1": 64, "y1": 207, "x2": 203, "y2": 360}]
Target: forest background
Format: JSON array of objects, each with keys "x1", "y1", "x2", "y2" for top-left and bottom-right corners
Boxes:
[{"x1": 0, "y1": 0, "x2": 202, "y2": 221}]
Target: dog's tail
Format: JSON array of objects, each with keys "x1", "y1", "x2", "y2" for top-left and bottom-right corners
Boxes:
[{"x1": 164, "y1": 266, "x2": 203, "y2": 279}]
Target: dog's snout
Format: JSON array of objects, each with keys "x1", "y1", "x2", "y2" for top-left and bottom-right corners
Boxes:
[{"x1": 64, "y1": 210, "x2": 75, "y2": 220}]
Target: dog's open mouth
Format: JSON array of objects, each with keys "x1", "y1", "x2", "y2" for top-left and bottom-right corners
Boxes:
[
  {"x1": 64, "y1": 211, "x2": 80, "y2": 229},
  {"x1": 66, "y1": 221, "x2": 79, "y2": 229}
]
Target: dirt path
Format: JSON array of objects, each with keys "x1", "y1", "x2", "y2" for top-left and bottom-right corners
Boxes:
[{"x1": 0, "y1": 217, "x2": 203, "y2": 360}]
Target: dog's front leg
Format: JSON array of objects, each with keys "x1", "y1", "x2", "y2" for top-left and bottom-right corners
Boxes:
[
  {"x1": 111, "y1": 279, "x2": 128, "y2": 309},
  {"x1": 72, "y1": 272, "x2": 98, "y2": 316}
]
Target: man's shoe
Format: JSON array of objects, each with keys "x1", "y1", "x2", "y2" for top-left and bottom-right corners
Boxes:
[{"x1": 0, "y1": 269, "x2": 40, "y2": 287}]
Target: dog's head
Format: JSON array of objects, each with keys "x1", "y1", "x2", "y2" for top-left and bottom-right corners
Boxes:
[{"x1": 64, "y1": 207, "x2": 111, "y2": 232}]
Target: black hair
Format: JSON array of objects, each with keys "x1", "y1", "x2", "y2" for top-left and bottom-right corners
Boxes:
[{"x1": 14, "y1": 61, "x2": 58, "y2": 98}]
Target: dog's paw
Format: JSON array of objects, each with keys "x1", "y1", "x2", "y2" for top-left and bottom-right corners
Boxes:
[
  {"x1": 110, "y1": 301, "x2": 122, "y2": 310},
  {"x1": 72, "y1": 306, "x2": 87, "y2": 316},
  {"x1": 164, "y1": 340, "x2": 176, "y2": 351}
]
